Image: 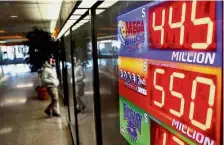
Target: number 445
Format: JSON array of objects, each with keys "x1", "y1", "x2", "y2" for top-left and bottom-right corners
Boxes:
[{"x1": 152, "y1": 0, "x2": 213, "y2": 49}]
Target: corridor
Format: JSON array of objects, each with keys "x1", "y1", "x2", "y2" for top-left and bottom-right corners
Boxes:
[{"x1": 0, "y1": 72, "x2": 72, "y2": 145}]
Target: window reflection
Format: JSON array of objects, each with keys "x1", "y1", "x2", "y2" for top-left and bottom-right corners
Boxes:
[
  {"x1": 72, "y1": 11, "x2": 96, "y2": 145},
  {"x1": 95, "y1": 1, "x2": 149, "y2": 145}
]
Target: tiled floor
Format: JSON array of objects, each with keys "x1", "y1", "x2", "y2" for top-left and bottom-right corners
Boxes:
[{"x1": 0, "y1": 73, "x2": 73, "y2": 145}]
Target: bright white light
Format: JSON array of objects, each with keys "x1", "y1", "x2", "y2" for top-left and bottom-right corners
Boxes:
[
  {"x1": 98, "y1": 40, "x2": 112, "y2": 43},
  {"x1": 0, "y1": 98, "x2": 27, "y2": 107},
  {"x1": 45, "y1": 0, "x2": 62, "y2": 33},
  {"x1": 72, "y1": 25, "x2": 80, "y2": 31},
  {"x1": 78, "y1": 0, "x2": 97, "y2": 8},
  {"x1": 67, "y1": 19, "x2": 76, "y2": 25},
  {"x1": 73, "y1": 9, "x2": 88, "y2": 15},
  {"x1": 83, "y1": 15, "x2": 91, "y2": 20},
  {"x1": 16, "y1": 83, "x2": 33, "y2": 88},
  {"x1": 57, "y1": 32, "x2": 62, "y2": 39},
  {"x1": 70, "y1": 15, "x2": 81, "y2": 20},
  {"x1": 39, "y1": 2, "x2": 62, "y2": 20},
  {"x1": 50, "y1": 20, "x2": 57, "y2": 33},
  {"x1": 0, "y1": 127, "x2": 12, "y2": 134},
  {"x1": 10, "y1": 15, "x2": 18, "y2": 18},
  {"x1": 0, "y1": 41, "x2": 6, "y2": 43},
  {"x1": 112, "y1": 40, "x2": 121, "y2": 49},
  {"x1": 1, "y1": 64, "x2": 30, "y2": 75},
  {"x1": 96, "y1": 9, "x2": 105, "y2": 15},
  {"x1": 98, "y1": 0, "x2": 119, "y2": 8},
  {"x1": 64, "y1": 30, "x2": 70, "y2": 37},
  {"x1": 73, "y1": 21, "x2": 86, "y2": 29},
  {"x1": 99, "y1": 43, "x2": 105, "y2": 49},
  {"x1": 98, "y1": 40, "x2": 121, "y2": 49},
  {"x1": 80, "y1": 19, "x2": 90, "y2": 24}
]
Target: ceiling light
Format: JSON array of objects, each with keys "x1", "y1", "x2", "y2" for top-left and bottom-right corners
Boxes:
[
  {"x1": 75, "y1": 23, "x2": 84, "y2": 27},
  {"x1": 78, "y1": 0, "x2": 97, "y2": 8},
  {"x1": 80, "y1": 19, "x2": 90, "y2": 24},
  {"x1": 70, "y1": 15, "x2": 81, "y2": 20},
  {"x1": 98, "y1": 0, "x2": 119, "y2": 8},
  {"x1": 96, "y1": 9, "x2": 105, "y2": 15},
  {"x1": 83, "y1": 15, "x2": 91, "y2": 20},
  {"x1": 50, "y1": 21, "x2": 56, "y2": 33},
  {"x1": 0, "y1": 41, "x2": 6, "y2": 44},
  {"x1": 67, "y1": 19, "x2": 76, "y2": 25},
  {"x1": 72, "y1": 22, "x2": 84, "y2": 29},
  {"x1": 72, "y1": 25, "x2": 80, "y2": 31},
  {"x1": 73, "y1": 9, "x2": 88, "y2": 15},
  {"x1": 10, "y1": 15, "x2": 18, "y2": 18},
  {"x1": 64, "y1": 31, "x2": 70, "y2": 37}
]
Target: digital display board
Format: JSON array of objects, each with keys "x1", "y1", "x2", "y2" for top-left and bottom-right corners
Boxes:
[
  {"x1": 151, "y1": 120, "x2": 187, "y2": 145},
  {"x1": 118, "y1": 0, "x2": 223, "y2": 145},
  {"x1": 148, "y1": 1, "x2": 216, "y2": 50}
]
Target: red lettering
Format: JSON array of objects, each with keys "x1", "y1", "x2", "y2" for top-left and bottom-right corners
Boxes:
[
  {"x1": 126, "y1": 20, "x2": 145, "y2": 36},
  {"x1": 126, "y1": 21, "x2": 133, "y2": 36},
  {"x1": 136, "y1": 21, "x2": 140, "y2": 33},
  {"x1": 133, "y1": 21, "x2": 136, "y2": 35}
]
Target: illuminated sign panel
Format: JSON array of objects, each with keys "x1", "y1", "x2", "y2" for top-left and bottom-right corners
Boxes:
[
  {"x1": 118, "y1": 1, "x2": 222, "y2": 145},
  {"x1": 151, "y1": 121, "x2": 187, "y2": 145},
  {"x1": 148, "y1": 1, "x2": 216, "y2": 50},
  {"x1": 147, "y1": 62, "x2": 221, "y2": 145}
]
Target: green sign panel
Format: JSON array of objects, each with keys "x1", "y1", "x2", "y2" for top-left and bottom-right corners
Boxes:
[{"x1": 119, "y1": 96, "x2": 150, "y2": 145}]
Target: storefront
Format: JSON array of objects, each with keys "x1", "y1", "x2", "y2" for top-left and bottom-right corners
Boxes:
[{"x1": 56, "y1": 1, "x2": 223, "y2": 145}]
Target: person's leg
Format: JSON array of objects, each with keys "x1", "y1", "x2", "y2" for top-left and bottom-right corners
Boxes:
[
  {"x1": 45, "y1": 87, "x2": 60, "y2": 116},
  {"x1": 76, "y1": 84, "x2": 85, "y2": 111},
  {"x1": 49, "y1": 87, "x2": 60, "y2": 116},
  {"x1": 44, "y1": 87, "x2": 53, "y2": 116},
  {"x1": 76, "y1": 95, "x2": 85, "y2": 110}
]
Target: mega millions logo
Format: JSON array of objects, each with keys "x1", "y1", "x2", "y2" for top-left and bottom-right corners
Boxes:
[{"x1": 118, "y1": 20, "x2": 145, "y2": 50}]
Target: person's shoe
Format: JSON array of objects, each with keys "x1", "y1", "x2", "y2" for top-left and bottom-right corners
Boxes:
[
  {"x1": 81, "y1": 105, "x2": 86, "y2": 111},
  {"x1": 76, "y1": 108, "x2": 81, "y2": 114},
  {"x1": 52, "y1": 111, "x2": 61, "y2": 117},
  {"x1": 44, "y1": 109, "x2": 52, "y2": 117},
  {"x1": 76, "y1": 106, "x2": 85, "y2": 114}
]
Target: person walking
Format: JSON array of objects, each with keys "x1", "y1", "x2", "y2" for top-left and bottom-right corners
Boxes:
[
  {"x1": 74, "y1": 57, "x2": 86, "y2": 113},
  {"x1": 41, "y1": 58, "x2": 60, "y2": 117}
]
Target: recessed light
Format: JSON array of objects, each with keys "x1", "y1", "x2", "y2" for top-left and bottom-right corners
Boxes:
[{"x1": 10, "y1": 15, "x2": 18, "y2": 18}]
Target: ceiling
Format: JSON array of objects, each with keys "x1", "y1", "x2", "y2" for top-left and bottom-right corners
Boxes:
[{"x1": 0, "y1": 0, "x2": 72, "y2": 44}]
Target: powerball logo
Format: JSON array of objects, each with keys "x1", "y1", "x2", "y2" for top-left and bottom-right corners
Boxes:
[
  {"x1": 118, "y1": 20, "x2": 145, "y2": 51},
  {"x1": 121, "y1": 103, "x2": 142, "y2": 143}
]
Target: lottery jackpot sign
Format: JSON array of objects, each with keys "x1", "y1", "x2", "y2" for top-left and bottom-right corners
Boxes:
[{"x1": 118, "y1": 1, "x2": 223, "y2": 145}]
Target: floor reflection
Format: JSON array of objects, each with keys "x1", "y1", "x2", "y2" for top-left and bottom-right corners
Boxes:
[
  {"x1": 0, "y1": 97, "x2": 27, "y2": 107},
  {"x1": 1, "y1": 64, "x2": 30, "y2": 75},
  {"x1": 16, "y1": 83, "x2": 34, "y2": 88},
  {"x1": 0, "y1": 72, "x2": 72, "y2": 145},
  {"x1": 0, "y1": 127, "x2": 12, "y2": 134}
]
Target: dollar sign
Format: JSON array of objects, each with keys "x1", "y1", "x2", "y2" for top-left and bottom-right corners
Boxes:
[{"x1": 143, "y1": 60, "x2": 147, "y2": 72}]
